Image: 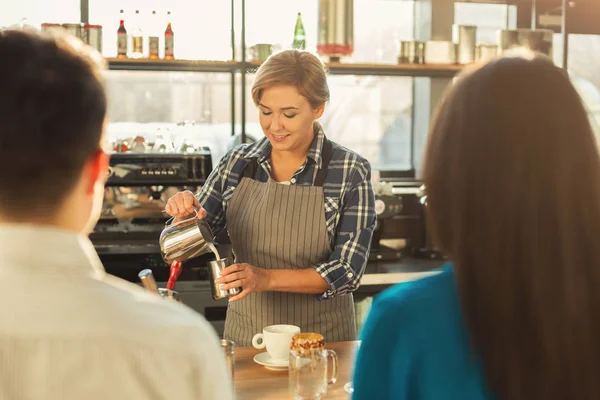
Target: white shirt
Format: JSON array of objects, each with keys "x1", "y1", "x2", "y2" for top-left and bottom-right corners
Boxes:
[{"x1": 0, "y1": 224, "x2": 235, "y2": 400}]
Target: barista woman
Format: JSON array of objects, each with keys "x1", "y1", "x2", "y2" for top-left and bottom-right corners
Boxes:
[{"x1": 165, "y1": 49, "x2": 376, "y2": 346}]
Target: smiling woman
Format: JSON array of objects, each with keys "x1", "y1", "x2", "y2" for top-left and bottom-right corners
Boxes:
[{"x1": 165, "y1": 49, "x2": 377, "y2": 347}]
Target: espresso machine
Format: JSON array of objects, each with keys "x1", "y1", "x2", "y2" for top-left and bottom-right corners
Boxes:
[
  {"x1": 90, "y1": 149, "x2": 231, "y2": 336},
  {"x1": 370, "y1": 179, "x2": 443, "y2": 263}
]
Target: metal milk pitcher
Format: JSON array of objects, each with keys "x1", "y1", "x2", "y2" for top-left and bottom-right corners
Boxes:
[
  {"x1": 208, "y1": 257, "x2": 242, "y2": 300},
  {"x1": 159, "y1": 210, "x2": 215, "y2": 264}
]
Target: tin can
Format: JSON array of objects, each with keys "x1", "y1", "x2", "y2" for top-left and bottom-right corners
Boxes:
[
  {"x1": 317, "y1": 0, "x2": 354, "y2": 62},
  {"x1": 453, "y1": 25, "x2": 477, "y2": 64},
  {"x1": 41, "y1": 23, "x2": 62, "y2": 35},
  {"x1": 62, "y1": 23, "x2": 83, "y2": 40},
  {"x1": 398, "y1": 40, "x2": 424, "y2": 64},
  {"x1": 476, "y1": 44, "x2": 498, "y2": 62},
  {"x1": 424, "y1": 40, "x2": 457, "y2": 64},
  {"x1": 497, "y1": 29, "x2": 553, "y2": 58},
  {"x1": 83, "y1": 24, "x2": 103, "y2": 53}
]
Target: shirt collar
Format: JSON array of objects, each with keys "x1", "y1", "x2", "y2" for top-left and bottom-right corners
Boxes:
[
  {"x1": 243, "y1": 123, "x2": 326, "y2": 169},
  {"x1": 0, "y1": 223, "x2": 106, "y2": 278}
]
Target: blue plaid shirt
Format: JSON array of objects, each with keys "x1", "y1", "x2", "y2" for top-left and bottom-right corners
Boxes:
[{"x1": 196, "y1": 127, "x2": 376, "y2": 299}]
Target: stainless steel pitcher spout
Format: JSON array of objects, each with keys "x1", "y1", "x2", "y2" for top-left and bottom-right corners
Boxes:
[{"x1": 159, "y1": 211, "x2": 215, "y2": 264}]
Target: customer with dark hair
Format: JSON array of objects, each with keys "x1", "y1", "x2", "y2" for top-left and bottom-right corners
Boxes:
[
  {"x1": 353, "y1": 52, "x2": 600, "y2": 400},
  {"x1": 0, "y1": 29, "x2": 233, "y2": 400}
]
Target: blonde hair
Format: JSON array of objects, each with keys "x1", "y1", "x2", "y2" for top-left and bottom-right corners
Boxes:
[{"x1": 251, "y1": 49, "x2": 330, "y2": 109}]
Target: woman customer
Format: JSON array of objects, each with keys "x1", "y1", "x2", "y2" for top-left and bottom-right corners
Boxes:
[
  {"x1": 353, "y1": 52, "x2": 600, "y2": 400},
  {"x1": 165, "y1": 50, "x2": 376, "y2": 346}
]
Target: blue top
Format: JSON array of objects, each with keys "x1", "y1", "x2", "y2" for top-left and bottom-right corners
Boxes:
[{"x1": 352, "y1": 264, "x2": 496, "y2": 400}]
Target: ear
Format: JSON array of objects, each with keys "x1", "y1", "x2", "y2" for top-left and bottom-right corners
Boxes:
[
  {"x1": 86, "y1": 149, "x2": 110, "y2": 195},
  {"x1": 313, "y1": 103, "x2": 325, "y2": 119}
]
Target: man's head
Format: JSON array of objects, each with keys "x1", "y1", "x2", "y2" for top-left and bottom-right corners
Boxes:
[{"x1": 0, "y1": 29, "x2": 109, "y2": 233}]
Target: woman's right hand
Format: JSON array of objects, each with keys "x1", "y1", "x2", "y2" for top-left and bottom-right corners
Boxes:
[{"x1": 165, "y1": 190, "x2": 208, "y2": 222}]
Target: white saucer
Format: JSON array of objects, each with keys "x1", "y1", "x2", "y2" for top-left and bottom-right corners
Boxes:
[{"x1": 253, "y1": 352, "x2": 289, "y2": 370}]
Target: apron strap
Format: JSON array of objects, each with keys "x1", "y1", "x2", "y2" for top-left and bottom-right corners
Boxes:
[
  {"x1": 314, "y1": 137, "x2": 333, "y2": 187},
  {"x1": 239, "y1": 137, "x2": 333, "y2": 187},
  {"x1": 241, "y1": 158, "x2": 258, "y2": 180}
]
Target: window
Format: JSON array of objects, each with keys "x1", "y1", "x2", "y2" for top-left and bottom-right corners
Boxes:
[
  {"x1": 244, "y1": 74, "x2": 414, "y2": 171},
  {"x1": 0, "y1": 0, "x2": 418, "y2": 170},
  {"x1": 553, "y1": 34, "x2": 600, "y2": 138},
  {"x1": 410, "y1": 3, "x2": 518, "y2": 177},
  {"x1": 89, "y1": 0, "x2": 232, "y2": 60},
  {"x1": 0, "y1": 0, "x2": 79, "y2": 29},
  {"x1": 245, "y1": 0, "x2": 416, "y2": 171},
  {"x1": 104, "y1": 70, "x2": 235, "y2": 162},
  {"x1": 246, "y1": 0, "x2": 414, "y2": 64},
  {"x1": 454, "y1": 2, "x2": 517, "y2": 45},
  {"x1": 456, "y1": 3, "x2": 600, "y2": 139}
]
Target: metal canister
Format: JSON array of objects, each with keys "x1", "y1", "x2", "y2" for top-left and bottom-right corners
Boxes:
[
  {"x1": 453, "y1": 25, "x2": 477, "y2": 64},
  {"x1": 398, "y1": 40, "x2": 424, "y2": 64},
  {"x1": 62, "y1": 23, "x2": 83, "y2": 40},
  {"x1": 476, "y1": 44, "x2": 498, "y2": 62},
  {"x1": 424, "y1": 40, "x2": 456, "y2": 64},
  {"x1": 497, "y1": 29, "x2": 553, "y2": 58},
  {"x1": 83, "y1": 24, "x2": 102, "y2": 53},
  {"x1": 41, "y1": 23, "x2": 62, "y2": 35},
  {"x1": 497, "y1": 29, "x2": 519, "y2": 55},
  {"x1": 249, "y1": 43, "x2": 273, "y2": 62},
  {"x1": 317, "y1": 0, "x2": 354, "y2": 62},
  {"x1": 517, "y1": 29, "x2": 553, "y2": 57}
]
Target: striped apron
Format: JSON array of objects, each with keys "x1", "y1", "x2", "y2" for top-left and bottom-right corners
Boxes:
[{"x1": 223, "y1": 139, "x2": 356, "y2": 347}]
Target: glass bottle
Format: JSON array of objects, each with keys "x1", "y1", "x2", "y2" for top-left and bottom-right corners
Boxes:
[
  {"x1": 148, "y1": 10, "x2": 159, "y2": 59},
  {"x1": 165, "y1": 11, "x2": 174, "y2": 60},
  {"x1": 117, "y1": 10, "x2": 127, "y2": 59},
  {"x1": 131, "y1": 9, "x2": 143, "y2": 59},
  {"x1": 292, "y1": 12, "x2": 306, "y2": 50}
]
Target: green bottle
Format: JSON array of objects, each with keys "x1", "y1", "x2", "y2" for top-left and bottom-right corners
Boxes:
[{"x1": 292, "y1": 12, "x2": 306, "y2": 50}]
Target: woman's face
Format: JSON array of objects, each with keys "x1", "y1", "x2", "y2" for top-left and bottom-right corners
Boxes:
[{"x1": 258, "y1": 84, "x2": 324, "y2": 153}]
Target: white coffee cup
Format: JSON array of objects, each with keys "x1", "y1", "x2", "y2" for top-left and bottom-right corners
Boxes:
[{"x1": 252, "y1": 324, "x2": 301, "y2": 361}]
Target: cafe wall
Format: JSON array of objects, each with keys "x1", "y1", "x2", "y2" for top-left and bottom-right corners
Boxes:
[{"x1": 3, "y1": 0, "x2": 600, "y2": 172}]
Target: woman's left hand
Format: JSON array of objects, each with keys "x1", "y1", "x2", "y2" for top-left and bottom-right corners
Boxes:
[{"x1": 216, "y1": 263, "x2": 271, "y2": 301}]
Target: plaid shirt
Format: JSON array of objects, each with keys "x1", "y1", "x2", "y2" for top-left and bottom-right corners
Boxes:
[{"x1": 196, "y1": 127, "x2": 376, "y2": 300}]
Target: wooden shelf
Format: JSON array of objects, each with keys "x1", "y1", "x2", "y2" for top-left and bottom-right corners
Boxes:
[
  {"x1": 245, "y1": 60, "x2": 463, "y2": 78},
  {"x1": 106, "y1": 58, "x2": 239, "y2": 73},
  {"x1": 106, "y1": 58, "x2": 463, "y2": 77},
  {"x1": 325, "y1": 62, "x2": 463, "y2": 77}
]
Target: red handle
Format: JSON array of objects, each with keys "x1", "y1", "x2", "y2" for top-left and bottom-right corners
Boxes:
[{"x1": 167, "y1": 261, "x2": 182, "y2": 290}]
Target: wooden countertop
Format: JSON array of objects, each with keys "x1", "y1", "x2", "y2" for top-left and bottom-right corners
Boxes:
[{"x1": 234, "y1": 341, "x2": 360, "y2": 400}]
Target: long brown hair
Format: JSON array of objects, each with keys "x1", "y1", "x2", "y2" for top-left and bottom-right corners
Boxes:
[{"x1": 423, "y1": 53, "x2": 600, "y2": 400}]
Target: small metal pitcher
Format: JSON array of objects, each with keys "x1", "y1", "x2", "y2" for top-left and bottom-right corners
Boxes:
[
  {"x1": 159, "y1": 210, "x2": 215, "y2": 264},
  {"x1": 209, "y1": 257, "x2": 242, "y2": 300}
]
